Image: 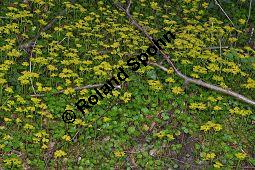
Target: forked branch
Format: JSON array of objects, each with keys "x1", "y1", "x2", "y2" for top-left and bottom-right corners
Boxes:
[{"x1": 114, "y1": 0, "x2": 255, "y2": 106}]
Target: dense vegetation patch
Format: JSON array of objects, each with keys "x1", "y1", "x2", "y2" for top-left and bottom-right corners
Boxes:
[{"x1": 0, "y1": 0, "x2": 254, "y2": 169}]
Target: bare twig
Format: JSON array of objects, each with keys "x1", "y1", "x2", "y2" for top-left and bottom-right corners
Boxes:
[
  {"x1": 203, "y1": 46, "x2": 229, "y2": 50},
  {"x1": 29, "y1": 41, "x2": 37, "y2": 95},
  {"x1": 30, "y1": 84, "x2": 121, "y2": 97},
  {"x1": 31, "y1": 84, "x2": 103, "y2": 97},
  {"x1": 246, "y1": 0, "x2": 253, "y2": 26},
  {"x1": 114, "y1": 0, "x2": 255, "y2": 107},
  {"x1": 149, "y1": 62, "x2": 255, "y2": 106},
  {"x1": 19, "y1": 9, "x2": 67, "y2": 50},
  {"x1": 126, "y1": 0, "x2": 131, "y2": 13},
  {"x1": 219, "y1": 39, "x2": 222, "y2": 56},
  {"x1": 0, "y1": 96, "x2": 12, "y2": 108},
  {"x1": 214, "y1": 0, "x2": 235, "y2": 28},
  {"x1": 249, "y1": 27, "x2": 254, "y2": 44}
]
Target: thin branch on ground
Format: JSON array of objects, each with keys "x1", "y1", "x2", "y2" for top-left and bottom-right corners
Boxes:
[
  {"x1": 214, "y1": 0, "x2": 235, "y2": 27},
  {"x1": 249, "y1": 27, "x2": 254, "y2": 44},
  {"x1": 19, "y1": 9, "x2": 67, "y2": 50},
  {"x1": 126, "y1": 0, "x2": 131, "y2": 13},
  {"x1": 246, "y1": 0, "x2": 253, "y2": 26},
  {"x1": 203, "y1": 46, "x2": 229, "y2": 50},
  {"x1": 29, "y1": 41, "x2": 37, "y2": 95},
  {"x1": 149, "y1": 62, "x2": 255, "y2": 106},
  {"x1": 113, "y1": 0, "x2": 255, "y2": 107},
  {"x1": 219, "y1": 39, "x2": 222, "y2": 56},
  {"x1": 30, "y1": 84, "x2": 121, "y2": 97}
]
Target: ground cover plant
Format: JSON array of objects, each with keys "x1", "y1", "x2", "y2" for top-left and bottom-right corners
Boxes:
[{"x1": 0, "y1": 0, "x2": 255, "y2": 169}]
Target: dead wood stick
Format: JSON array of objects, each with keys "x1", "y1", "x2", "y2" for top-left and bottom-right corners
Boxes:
[{"x1": 114, "y1": 0, "x2": 255, "y2": 106}]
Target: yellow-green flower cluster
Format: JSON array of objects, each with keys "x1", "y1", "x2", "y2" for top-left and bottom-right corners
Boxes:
[
  {"x1": 54, "y1": 150, "x2": 67, "y2": 159},
  {"x1": 235, "y1": 152, "x2": 247, "y2": 160},
  {"x1": 242, "y1": 78, "x2": 255, "y2": 89},
  {"x1": 171, "y1": 86, "x2": 184, "y2": 94},
  {"x1": 201, "y1": 152, "x2": 216, "y2": 160},
  {"x1": 147, "y1": 80, "x2": 163, "y2": 91},
  {"x1": 114, "y1": 151, "x2": 125, "y2": 157},
  {"x1": 33, "y1": 130, "x2": 50, "y2": 149},
  {"x1": 200, "y1": 121, "x2": 222, "y2": 132},
  {"x1": 189, "y1": 102, "x2": 207, "y2": 110},
  {"x1": 154, "y1": 131, "x2": 175, "y2": 140},
  {"x1": 120, "y1": 92, "x2": 132, "y2": 103},
  {"x1": 229, "y1": 107, "x2": 252, "y2": 116},
  {"x1": 4, "y1": 157, "x2": 22, "y2": 167}
]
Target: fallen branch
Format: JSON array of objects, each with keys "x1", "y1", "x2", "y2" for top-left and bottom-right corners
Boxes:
[
  {"x1": 149, "y1": 62, "x2": 255, "y2": 106},
  {"x1": 214, "y1": 0, "x2": 235, "y2": 28},
  {"x1": 30, "y1": 84, "x2": 121, "y2": 97},
  {"x1": 19, "y1": 9, "x2": 67, "y2": 50},
  {"x1": 113, "y1": 0, "x2": 255, "y2": 107},
  {"x1": 246, "y1": 0, "x2": 253, "y2": 26},
  {"x1": 203, "y1": 46, "x2": 229, "y2": 50}
]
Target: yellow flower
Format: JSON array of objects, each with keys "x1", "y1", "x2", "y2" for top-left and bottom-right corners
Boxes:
[
  {"x1": 41, "y1": 144, "x2": 48, "y2": 149},
  {"x1": 66, "y1": 32, "x2": 73, "y2": 37},
  {"x1": 38, "y1": 19, "x2": 47, "y2": 26},
  {"x1": 206, "y1": 153, "x2": 216, "y2": 160},
  {"x1": 7, "y1": 49, "x2": 21, "y2": 57},
  {"x1": 208, "y1": 96, "x2": 217, "y2": 102},
  {"x1": 16, "y1": 118, "x2": 22, "y2": 123},
  {"x1": 0, "y1": 144, "x2": 5, "y2": 150},
  {"x1": 150, "y1": 2, "x2": 159, "y2": 10},
  {"x1": 64, "y1": 87, "x2": 75, "y2": 95},
  {"x1": 228, "y1": 37, "x2": 238, "y2": 43},
  {"x1": 103, "y1": 117, "x2": 111, "y2": 122},
  {"x1": 167, "y1": 68, "x2": 174, "y2": 74},
  {"x1": 74, "y1": 119, "x2": 86, "y2": 126},
  {"x1": 165, "y1": 77, "x2": 175, "y2": 83},
  {"x1": 47, "y1": 65, "x2": 58, "y2": 71},
  {"x1": 213, "y1": 106, "x2": 222, "y2": 111},
  {"x1": 243, "y1": 78, "x2": 255, "y2": 89},
  {"x1": 0, "y1": 78, "x2": 7, "y2": 85},
  {"x1": 4, "y1": 158, "x2": 22, "y2": 167},
  {"x1": 22, "y1": 62, "x2": 29, "y2": 66},
  {"x1": 172, "y1": 86, "x2": 184, "y2": 94},
  {"x1": 201, "y1": 121, "x2": 222, "y2": 132},
  {"x1": 3, "y1": 134, "x2": 12, "y2": 140},
  {"x1": 54, "y1": 150, "x2": 67, "y2": 158},
  {"x1": 4, "y1": 117, "x2": 12, "y2": 122},
  {"x1": 214, "y1": 161, "x2": 223, "y2": 168},
  {"x1": 155, "y1": 131, "x2": 165, "y2": 139},
  {"x1": 238, "y1": 19, "x2": 246, "y2": 25},
  {"x1": 166, "y1": 134, "x2": 175, "y2": 140},
  {"x1": 57, "y1": 86, "x2": 63, "y2": 91},
  {"x1": 148, "y1": 80, "x2": 163, "y2": 91},
  {"x1": 15, "y1": 95, "x2": 26, "y2": 104},
  {"x1": 42, "y1": 138, "x2": 49, "y2": 143},
  {"x1": 114, "y1": 151, "x2": 125, "y2": 157},
  {"x1": 207, "y1": 63, "x2": 220, "y2": 72},
  {"x1": 201, "y1": 152, "x2": 216, "y2": 160},
  {"x1": 5, "y1": 87, "x2": 13, "y2": 93},
  {"x1": 120, "y1": 92, "x2": 132, "y2": 103},
  {"x1": 189, "y1": 102, "x2": 207, "y2": 110},
  {"x1": 213, "y1": 124, "x2": 222, "y2": 131},
  {"x1": 235, "y1": 153, "x2": 246, "y2": 160},
  {"x1": 193, "y1": 65, "x2": 207, "y2": 74},
  {"x1": 229, "y1": 107, "x2": 252, "y2": 116},
  {"x1": 112, "y1": 90, "x2": 120, "y2": 97},
  {"x1": 202, "y1": 2, "x2": 209, "y2": 8},
  {"x1": 190, "y1": 73, "x2": 200, "y2": 78},
  {"x1": 216, "y1": 96, "x2": 223, "y2": 101},
  {"x1": 62, "y1": 135, "x2": 71, "y2": 142},
  {"x1": 24, "y1": 123, "x2": 35, "y2": 130}
]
